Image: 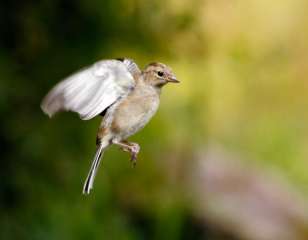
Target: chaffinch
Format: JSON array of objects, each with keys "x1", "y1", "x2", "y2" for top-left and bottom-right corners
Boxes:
[{"x1": 41, "y1": 58, "x2": 179, "y2": 194}]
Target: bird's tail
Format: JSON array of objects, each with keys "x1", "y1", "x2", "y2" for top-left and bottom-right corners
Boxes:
[{"x1": 82, "y1": 141, "x2": 109, "y2": 195}]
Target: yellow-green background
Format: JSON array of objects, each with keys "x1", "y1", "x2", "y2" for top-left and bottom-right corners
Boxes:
[{"x1": 1, "y1": 0, "x2": 308, "y2": 239}]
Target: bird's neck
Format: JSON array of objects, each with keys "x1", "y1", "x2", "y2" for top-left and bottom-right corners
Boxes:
[{"x1": 136, "y1": 78, "x2": 162, "y2": 96}]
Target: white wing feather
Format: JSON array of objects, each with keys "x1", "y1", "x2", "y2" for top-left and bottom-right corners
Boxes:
[{"x1": 41, "y1": 60, "x2": 135, "y2": 120}]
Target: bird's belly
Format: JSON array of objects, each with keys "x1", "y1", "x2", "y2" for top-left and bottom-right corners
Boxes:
[{"x1": 111, "y1": 94, "x2": 159, "y2": 140}]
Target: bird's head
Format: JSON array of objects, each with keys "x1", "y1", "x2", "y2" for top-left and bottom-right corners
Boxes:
[{"x1": 142, "y1": 62, "x2": 179, "y2": 88}]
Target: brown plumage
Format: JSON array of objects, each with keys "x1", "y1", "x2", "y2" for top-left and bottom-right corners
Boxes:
[{"x1": 41, "y1": 58, "x2": 179, "y2": 194}]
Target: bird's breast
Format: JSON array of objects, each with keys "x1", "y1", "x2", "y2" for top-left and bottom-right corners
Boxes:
[{"x1": 110, "y1": 86, "x2": 160, "y2": 139}]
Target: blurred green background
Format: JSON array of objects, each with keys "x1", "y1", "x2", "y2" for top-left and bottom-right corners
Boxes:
[{"x1": 1, "y1": 0, "x2": 308, "y2": 239}]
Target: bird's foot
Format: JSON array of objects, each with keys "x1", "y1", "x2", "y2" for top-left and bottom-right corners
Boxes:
[
  {"x1": 129, "y1": 143, "x2": 140, "y2": 167},
  {"x1": 116, "y1": 140, "x2": 140, "y2": 167}
]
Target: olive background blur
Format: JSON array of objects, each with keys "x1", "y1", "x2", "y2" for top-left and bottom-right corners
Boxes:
[{"x1": 1, "y1": 1, "x2": 308, "y2": 239}]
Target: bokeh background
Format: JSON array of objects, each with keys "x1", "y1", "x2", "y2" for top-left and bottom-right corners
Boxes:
[{"x1": 1, "y1": 0, "x2": 308, "y2": 239}]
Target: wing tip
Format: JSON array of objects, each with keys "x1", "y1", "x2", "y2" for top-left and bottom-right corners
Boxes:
[{"x1": 40, "y1": 98, "x2": 58, "y2": 118}]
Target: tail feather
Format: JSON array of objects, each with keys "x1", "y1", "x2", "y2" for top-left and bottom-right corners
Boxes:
[{"x1": 82, "y1": 142, "x2": 107, "y2": 195}]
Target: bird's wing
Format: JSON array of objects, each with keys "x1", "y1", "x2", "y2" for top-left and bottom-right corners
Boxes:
[
  {"x1": 41, "y1": 59, "x2": 136, "y2": 120},
  {"x1": 116, "y1": 58, "x2": 141, "y2": 80}
]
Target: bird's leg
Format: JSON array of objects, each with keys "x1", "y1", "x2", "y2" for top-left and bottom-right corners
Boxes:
[
  {"x1": 117, "y1": 141, "x2": 131, "y2": 153},
  {"x1": 112, "y1": 140, "x2": 140, "y2": 167}
]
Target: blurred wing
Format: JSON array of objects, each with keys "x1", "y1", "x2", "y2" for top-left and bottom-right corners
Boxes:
[
  {"x1": 116, "y1": 58, "x2": 141, "y2": 80},
  {"x1": 41, "y1": 59, "x2": 136, "y2": 120}
]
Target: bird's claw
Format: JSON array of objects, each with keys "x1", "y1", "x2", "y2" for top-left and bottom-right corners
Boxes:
[
  {"x1": 131, "y1": 154, "x2": 137, "y2": 167},
  {"x1": 118, "y1": 142, "x2": 140, "y2": 167},
  {"x1": 130, "y1": 143, "x2": 140, "y2": 167}
]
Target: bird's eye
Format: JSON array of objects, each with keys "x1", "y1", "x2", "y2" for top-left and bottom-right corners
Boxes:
[{"x1": 157, "y1": 71, "x2": 164, "y2": 77}]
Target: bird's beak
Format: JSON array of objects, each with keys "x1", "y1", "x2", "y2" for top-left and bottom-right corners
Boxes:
[{"x1": 167, "y1": 76, "x2": 180, "y2": 83}]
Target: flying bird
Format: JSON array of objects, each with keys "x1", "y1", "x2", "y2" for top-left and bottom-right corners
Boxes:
[{"x1": 41, "y1": 58, "x2": 179, "y2": 194}]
